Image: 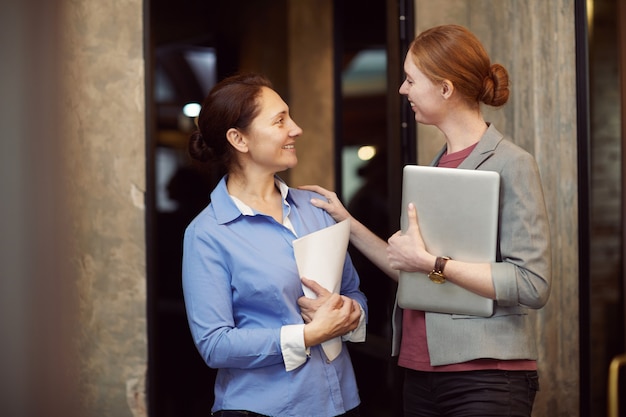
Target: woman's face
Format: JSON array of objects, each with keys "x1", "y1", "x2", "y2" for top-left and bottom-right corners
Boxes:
[
  {"x1": 398, "y1": 54, "x2": 446, "y2": 125},
  {"x1": 242, "y1": 87, "x2": 303, "y2": 173}
]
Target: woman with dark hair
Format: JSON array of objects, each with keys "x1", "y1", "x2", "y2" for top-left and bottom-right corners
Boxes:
[
  {"x1": 182, "y1": 73, "x2": 367, "y2": 417},
  {"x1": 300, "y1": 25, "x2": 551, "y2": 416}
]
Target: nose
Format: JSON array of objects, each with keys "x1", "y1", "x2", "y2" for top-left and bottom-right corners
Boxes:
[
  {"x1": 399, "y1": 81, "x2": 407, "y2": 95},
  {"x1": 290, "y1": 120, "x2": 303, "y2": 137}
]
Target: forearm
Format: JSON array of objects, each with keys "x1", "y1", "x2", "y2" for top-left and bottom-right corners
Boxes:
[
  {"x1": 401, "y1": 247, "x2": 496, "y2": 299},
  {"x1": 195, "y1": 326, "x2": 286, "y2": 369},
  {"x1": 349, "y1": 217, "x2": 399, "y2": 281},
  {"x1": 442, "y1": 259, "x2": 495, "y2": 299}
]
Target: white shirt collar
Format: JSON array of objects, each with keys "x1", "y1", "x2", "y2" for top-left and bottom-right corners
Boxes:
[{"x1": 229, "y1": 178, "x2": 295, "y2": 233}]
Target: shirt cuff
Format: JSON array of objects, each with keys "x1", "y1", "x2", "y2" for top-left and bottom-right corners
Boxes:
[
  {"x1": 280, "y1": 324, "x2": 310, "y2": 372},
  {"x1": 341, "y1": 305, "x2": 366, "y2": 343}
]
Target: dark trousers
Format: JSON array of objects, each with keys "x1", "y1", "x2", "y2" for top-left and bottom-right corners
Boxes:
[
  {"x1": 212, "y1": 406, "x2": 360, "y2": 417},
  {"x1": 403, "y1": 369, "x2": 539, "y2": 417}
]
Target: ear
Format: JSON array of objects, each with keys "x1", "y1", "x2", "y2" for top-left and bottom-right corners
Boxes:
[
  {"x1": 226, "y1": 128, "x2": 248, "y2": 153},
  {"x1": 441, "y1": 80, "x2": 454, "y2": 99}
]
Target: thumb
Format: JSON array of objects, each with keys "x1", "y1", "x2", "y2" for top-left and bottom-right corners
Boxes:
[{"x1": 406, "y1": 203, "x2": 420, "y2": 231}]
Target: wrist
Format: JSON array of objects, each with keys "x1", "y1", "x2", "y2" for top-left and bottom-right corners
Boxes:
[
  {"x1": 303, "y1": 322, "x2": 325, "y2": 348},
  {"x1": 425, "y1": 254, "x2": 437, "y2": 273},
  {"x1": 428, "y1": 256, "x2": 451, "y2": 284}
]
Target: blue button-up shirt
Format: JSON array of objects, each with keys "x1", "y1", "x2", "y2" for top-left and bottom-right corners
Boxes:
[{"x1": 182, "y1": 175, "x2": 367, "y2": 417}]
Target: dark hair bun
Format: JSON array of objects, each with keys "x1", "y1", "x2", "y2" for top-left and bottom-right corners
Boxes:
[{"x1": 188, "y1": 130, "x2": 214, "y2": 163}]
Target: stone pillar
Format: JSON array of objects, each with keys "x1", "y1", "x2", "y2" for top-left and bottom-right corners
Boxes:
[
  {"x1": 287, "y1": 0, "x2": 336, "y2": 189},
  {"x1": 61, "y1": 0, "x2": 148, "y2": 415}
]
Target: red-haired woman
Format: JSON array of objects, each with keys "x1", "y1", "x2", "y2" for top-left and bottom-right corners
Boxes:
[{"x1": 300, "y1": 25, "x2": 551, "y2": 417}]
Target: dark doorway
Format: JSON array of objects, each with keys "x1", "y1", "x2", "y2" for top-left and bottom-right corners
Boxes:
[{"x1": 146, "y1": 2, "x2": 290, "y2": 416}]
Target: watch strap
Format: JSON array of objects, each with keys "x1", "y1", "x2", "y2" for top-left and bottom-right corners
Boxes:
[{"x1": 434, "y1": 256, "x2": 450, "y2": 275}]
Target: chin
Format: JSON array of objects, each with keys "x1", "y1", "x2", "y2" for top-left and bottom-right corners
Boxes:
[
  {"x1": 286, "y1": 158, "x2": 298, "y2": 169},
  {"x1": 277, "y1": 162, "x2": 298, "y2": 173}
]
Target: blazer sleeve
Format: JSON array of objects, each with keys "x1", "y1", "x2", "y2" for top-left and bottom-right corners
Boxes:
[{"x1": 490, "y1": 149, "x2": 552, "y2": 309}]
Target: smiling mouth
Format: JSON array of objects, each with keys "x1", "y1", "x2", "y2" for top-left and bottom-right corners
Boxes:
[{"x1": 283, "y1": 144, "x2": 295, "y2": 149}]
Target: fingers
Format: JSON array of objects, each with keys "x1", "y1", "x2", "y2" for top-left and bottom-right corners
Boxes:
[
  {"x1": 385, "y1": 203, "x2": 429, "y2": 273},
  {"x1": 297, "y1": 185, "x2": 338, "y2": 206},
  {"x1": 327, "y1": 293, "x2": 344, "y2": 308},
  {"x1": 343, "y1": 297, "x2": 360, "y2": 316},
  {"x1": 298, "y1": 184, "x2": 339, "y2": 204},
  {"x1": 297, "y1": 295, "x2": 317, "y2": 310},
  {"x1": 325, "y1": 295, "x2": 359, "y2": 333},
  {"x1": 298, "y1": 280, "x2": 329, "y2": 323},
  {"x1": 308, "y1": 197, "x2": 330, "y2": 210},
  {"x1": 299, "y1": 308, "x2": 313, "y2": 324},
  {"x1": 298, "y1": 185, "x2": 353, "y2": 225},
  {"x1": 341, "y1": 297, "x2": 361, "y2": 330},
  {"x1": 300, "y1": 277, "x2": 331, "y2": 298},
  {"x1": 312, "y1": 193, "x2": 339, "y2": 207},
  {"x1": 304, "y1": 295, "x2": 360, "y2": 345},
  {"x1": 298, "y1": 184, "x2": 329, "y2": 194},
  {"x1": 318, "y1": 293, "x2": 347, "y2": 313},
  {"x1": 388, "y1": 204, "x2": 419, "y2": 244},
  {"x1": 337, "y1": 295, "x2": 351, "y2": 312}
]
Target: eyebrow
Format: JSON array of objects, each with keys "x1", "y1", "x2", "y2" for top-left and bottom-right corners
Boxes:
[{"x1": 268, "y1": 109, "x2": 288, "y2": 120}]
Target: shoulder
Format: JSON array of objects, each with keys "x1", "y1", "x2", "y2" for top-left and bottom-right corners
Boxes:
[
  {"x1": 184, "y1": 203, "x2": 219, "y2": 241},
  {"x1": 484, "y1": 137, "x2": 537, "y2": 172},
  {"x1": 287, "y1": 187, "x2": 325, "y2": 214},
  {"x1": 478, "y1": 124, "x2": 532, "y2": 161},
  {"x1": 287, "y1": 187, "x2": 337, "y2": 226},
  {"x1": 495, "y1": 137, "x2": 533, "y2": 158},
  {"x1": 288, "y1": 186, "x2": 324, "y2": 203},
  {"x1": 485, "y1": 139, "x2": 546, "y2": 206},
  {"x1": 479, "y1": 137, "x2": 543, "y2": 195}
]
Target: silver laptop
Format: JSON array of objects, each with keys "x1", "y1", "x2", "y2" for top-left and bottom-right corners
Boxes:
[{"x1": 397, "y1": 165, "x2": 500, "y2": 317}]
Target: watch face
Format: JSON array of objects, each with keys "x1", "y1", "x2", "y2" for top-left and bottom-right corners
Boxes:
[{"x1": 428, "y1": 271, "x2": 446, "y2": 284}]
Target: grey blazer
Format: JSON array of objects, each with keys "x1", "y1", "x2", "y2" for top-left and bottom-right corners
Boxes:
[{"x1": 392, "y1": 124, "x2": 552, "y2": 366}]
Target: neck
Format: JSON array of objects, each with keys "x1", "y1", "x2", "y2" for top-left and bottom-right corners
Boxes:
[
  {"x1": 438, "y1": 108, "x2": 488, "y2": 154},
  {"x1": 226, "y1": 171, "x2": 278, "y2": 203}
]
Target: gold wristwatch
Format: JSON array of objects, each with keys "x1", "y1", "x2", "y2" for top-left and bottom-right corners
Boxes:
[{"x1": 428, "y1": 256, "x2": 450, "y2": 284}]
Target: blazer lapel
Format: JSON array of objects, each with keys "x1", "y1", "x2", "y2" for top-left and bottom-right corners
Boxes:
[{"x1": 457, "y1": 124, "x2": 503, "y2": 170}]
